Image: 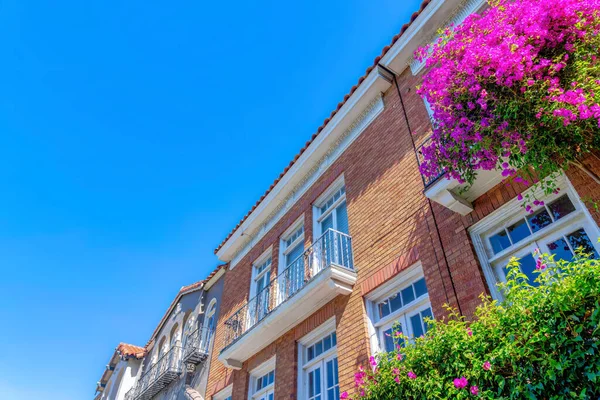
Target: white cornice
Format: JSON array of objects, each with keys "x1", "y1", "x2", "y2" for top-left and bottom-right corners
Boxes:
[
  {"x1": 218, "y1": 68, "x2": 391, "y2": 266},
  {"x1": 217, "y1": 0, "x2": 487, "y2": 266},
  {"x1": 409, "y1": 0, "x2": 487, "y2": 75}
]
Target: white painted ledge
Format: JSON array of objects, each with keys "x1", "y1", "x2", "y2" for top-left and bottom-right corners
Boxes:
[
  {"x1": 219, "y1": 265, "x2": 357, "y2": 369},
  {"x1": 424, "y1": 168, "x2": 504, "y2": 215}
]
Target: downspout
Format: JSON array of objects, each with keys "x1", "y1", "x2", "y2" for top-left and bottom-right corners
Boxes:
[{"x1": 379, "y1": 64, "x2": 464, "y2": 316}]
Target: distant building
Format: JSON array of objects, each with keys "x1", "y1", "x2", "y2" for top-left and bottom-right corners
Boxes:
[
  {"x1": 95, "y1": 264, "x2": 226, "y2": 400},
  {"x1": 94, "y1": 343, "x2": 145, "y2": 400}
]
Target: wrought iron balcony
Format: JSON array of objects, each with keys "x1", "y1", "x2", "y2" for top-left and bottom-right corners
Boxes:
[
  {"x1": 219, "y1": 229, "x2": 356, "y2": 368},
  {"x1": 124, "y1": 345, "x2": 183, "y2": 400},
  {"x1": 416, "y1": 136, "x2": 445, "y2": 188},
  {"x1": 183, "y1": 326, "x2": 213, "y2": 364}
]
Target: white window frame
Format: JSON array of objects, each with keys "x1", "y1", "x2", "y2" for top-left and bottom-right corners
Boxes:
[
  {"x1": 470, "y1": 174, "x2": 600, "y2": 300},
  {"x1": 249, "y1": 247, "x2": 273, "y2": 300},
  {"x1": 213, "y1": 385, "x2": 232, "y2": 400},
  {"x1": 364, "y1": 263, "x2": 432, "y2": 355},
  {"x1": 297, "y1": 318, "x2": 339, "y2": 400},
  {"x1": 313, "y1": 176, "x2": 346, "y2": 239},
  {"x1": 279, "y1": 216, "x2": 305, "y2": 271},
  {"x1": 248, "y1": 356, "x2": 276, "y2": 400}
]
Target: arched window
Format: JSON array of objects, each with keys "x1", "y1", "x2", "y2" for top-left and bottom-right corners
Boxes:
[
  {"x1": 157, "y1": 336, "x2": 167, "y2": 361},
  {"x1": 200, "y1": 298, "x2": 217, "y2": 348},
  {"x1": 205, "y1": 298, "x2": 217, "y2": 332},
  {"x1": 182, "y1": 310, "x2": 193, "y2": 348},
  {"x1": 169, "y1": 322, "x2": 180, "y2": 348}
]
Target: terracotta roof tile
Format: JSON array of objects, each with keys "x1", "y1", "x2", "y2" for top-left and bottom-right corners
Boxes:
[
  {"x1": 214, "y1": 0, "x2": 431, "y2": 254},
  {"x1": 116, "y1": 342, "x2": 146, "y2": 359}
]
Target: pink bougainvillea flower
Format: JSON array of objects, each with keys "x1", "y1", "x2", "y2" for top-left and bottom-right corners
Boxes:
[
  {"x1": 340, "y1": 392, "x2": 349, "y2": 399},
  {"x1": 483, "y1": 361, "x2": 491, "y2": 371},
  {"x1": 415, "y1": 0, "x2": 600, "y2": 204},
  {"x1": 536, "y1": 258, "x2": 547, "y2": 270},
  {"x1": 408, "y1": 371, "x2": 417, "y2": 380},
  {"x1": 470, "y1": 385, "x2": 479, "y2": 395},
  {"x1": 396, "y1": 353, "x2": 403, "y2": 361},
  {"x1": 392, "y1": 368, "x2": 400, "y2": 375},
  {"x1": 467, "y1": 327, "x2": 473, "y2": 336},
  {"x1": 454, "y1": 377, "x2": 469, "y2": 389}
]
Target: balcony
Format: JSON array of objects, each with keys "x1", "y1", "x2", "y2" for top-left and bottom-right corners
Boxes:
[
  {"x1": 183, "y1": 326, "x2": 213, "y2": 364},
  {"x1": 124, "y1": 346, "x2": 182, "y2": 400},
  {"x1": 416, "y1": 136, "x2": 503, "y2": 216},
  {"x1": 219, "y1": 229, "x2": 357, "y2": 369}
]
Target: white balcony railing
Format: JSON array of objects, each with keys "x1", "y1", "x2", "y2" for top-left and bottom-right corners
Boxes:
[
  {"x1": 222, "y1": 229, "x2": 354, "y2": 350},
  {"x1": 124, "y1": 345, "x2": 182, "y2": 400}
]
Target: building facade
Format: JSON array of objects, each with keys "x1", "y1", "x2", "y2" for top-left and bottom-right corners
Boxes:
[
  {"x1": 95, "y1": 343, "x2": 146, "y2": 400},
  {"x1": 205, "y1": 0, "x2": 600, "y2": 399},
  {"x1": 95, "y1": 265, "x2": 227, "y2": 400}
]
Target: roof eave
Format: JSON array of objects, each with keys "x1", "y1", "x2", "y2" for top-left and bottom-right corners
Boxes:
[{"x1": 216, "y1": 66, "x2": 393, "y2": 263}]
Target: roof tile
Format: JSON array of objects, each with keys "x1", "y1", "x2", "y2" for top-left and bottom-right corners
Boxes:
[{"x1": 214, "y1": 0, "x2": 431, "y2": 254}]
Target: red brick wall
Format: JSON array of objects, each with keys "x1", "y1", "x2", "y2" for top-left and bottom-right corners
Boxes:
[
  {"x1": 206, "y1": 69, "x2": 467, "y2": 399},
  {"x1": 205, "y1": 65, "x2": 600, "y2": 400}
]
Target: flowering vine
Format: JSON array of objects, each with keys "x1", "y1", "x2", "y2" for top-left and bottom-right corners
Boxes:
[{"x1": 416, "y1": 0, "x2": 600, "y2": 205}]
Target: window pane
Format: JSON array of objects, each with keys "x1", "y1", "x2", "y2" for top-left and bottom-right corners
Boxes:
[
  {"x1": 519, "y1": 253, "x2": 539, "y2": 287},
  {"x1": 327, "y1": 389, "x2": 334, "y2": 400},
  {"x1": 490, "y1": 230, "x2": 511, "y2": 254},
  {"x1": 335, "y1": 201, "x2": 349, "y2": 234},
  {"x1": 549, "y1": 195, "x2": 576, "y2": 221},
  {"x1": 323, "y1": 336, "x2": 331, "y2": 351},
  {"x1": 326, "y1": 361, "x2": 333, "y2": 389},
  {"x1": 527, "y1": 209, "x2": 553, "y2": 233},
  {"x1": 331, "y1": 332, "x2": 337, "y2": 347},
  {"x1": 307, "y1": 346, "x2": 314, "y2": 361},
  {"x1": 567, "y1": 228, "x2": 598, "y2": 258},
  {"x1": 548, "y1": 237, "x2": 574, "y2": 262},
  {"x1": 333, "y1": 358, "x2": 339, "y2": 385},
  {"x1": 378, "y1": 300, "x2": 390, "y2": 319},
  {"x1": 388, "y1": 293, "x2": 402, "y2": 313},
  {"x1": 321, "y1": 214, "x2": 333, "y2": 234},
  {"x1": 308, "y1": 371, "x2": 315, "y2": 396},
  {"x1": 315, "y1": 341, "x2": 323, "y2": 357},
  {"x1": 410, "y1": 313, "x2": 424, "y2": 338},
  {"x1": 315, "y1": 369, "x2": 321, "y2": 395},
  {"x1": 414, "y1": 278, "x2": 428, "y2": 297},
  {"x1": 383, "y1": 328, "x2": 395, "y2": 352},
  {"x1": 421, "y1": 308, "x2": 433, "y2": 333},
  {"x1": 508, "y1": 219, "x2": 531, "y2": 243},
  {"x1": 401, "y1": 286, "x2": 415, "y2": 305},
  {"x1": 286, "y1": 243, "x2": 304, "y2": 267}
]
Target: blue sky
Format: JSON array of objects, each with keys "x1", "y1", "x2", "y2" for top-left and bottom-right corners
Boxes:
[{"x1": 0, "y1": 0, "x2": 422, "y2": 398}]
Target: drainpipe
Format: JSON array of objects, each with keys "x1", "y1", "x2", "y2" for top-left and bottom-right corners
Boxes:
[{"x1": 379, "y1": 64, "x2": 464, "y2": 316}]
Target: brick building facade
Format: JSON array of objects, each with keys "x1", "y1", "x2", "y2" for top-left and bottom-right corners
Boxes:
[{"x1": 205, "y1": 0, "x2": 600, "y2": 399}]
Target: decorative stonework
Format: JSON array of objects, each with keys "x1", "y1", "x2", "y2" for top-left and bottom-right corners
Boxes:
[
  {"x1": 229, "y1": 93, "x2": 385, "y2": 268},
  {"x1": 186, "y1": 363, "x2": 196, "y2": 373},
  {"x1": 409, "y1": 0, "x2": 486, "y2": 75}
]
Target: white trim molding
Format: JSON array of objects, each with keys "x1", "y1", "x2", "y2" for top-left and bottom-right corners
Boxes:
[
  {"x1": 470, "y1": 174, "x2": 600, "y2": 300},
  {"x1": 409, "y1": 0, "x2": 487, "y2": 75},
  {"x1": 212, "y1": 385, "x2": 232, "y2": 400},
  {"x1": 297, "y1": 318, "x2": 338, "y2": 400},
  {"x1": 219, "y1": 267, "x2": 355, "y2": 368},
  {"x1": 218, "y1": 74, "x2": 389, "y2": 268}
]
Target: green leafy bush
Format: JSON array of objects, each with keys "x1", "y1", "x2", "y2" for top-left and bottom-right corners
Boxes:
[{"x1": 344, "y1": 251, "x2": 600, "y2": 399}]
